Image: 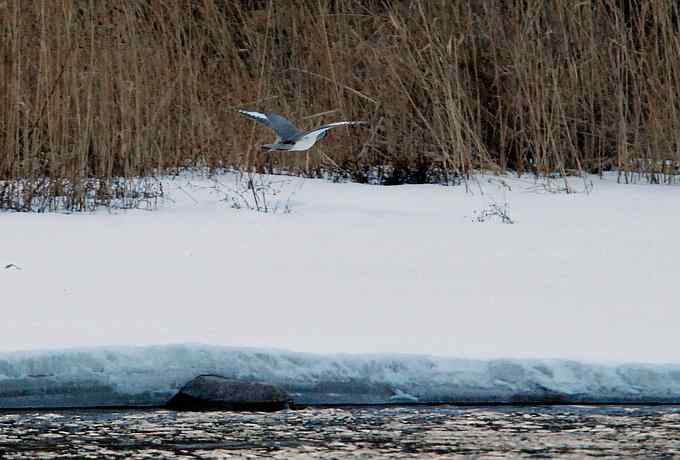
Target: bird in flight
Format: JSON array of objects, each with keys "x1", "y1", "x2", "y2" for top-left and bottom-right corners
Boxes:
[{"x1": 238, "y1": 110, "x2": 368, "y2": 152}]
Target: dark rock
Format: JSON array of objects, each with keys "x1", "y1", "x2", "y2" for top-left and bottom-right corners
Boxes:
[{"x1": 166, "y1": 374, "x2": 291, "y2": 411}]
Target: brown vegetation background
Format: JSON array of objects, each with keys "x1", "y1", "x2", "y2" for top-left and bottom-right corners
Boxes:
[{"x1": 1, "y1": 0, "x2": 680, "y2": 208}]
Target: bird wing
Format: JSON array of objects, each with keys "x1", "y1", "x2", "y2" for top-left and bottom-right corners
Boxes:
[
  {"x1": 238, "y1": 110, "x2": 301, "y2": 141},
  {"x1": 302, "y1": 121, "x2": 369, "y2": 139}
]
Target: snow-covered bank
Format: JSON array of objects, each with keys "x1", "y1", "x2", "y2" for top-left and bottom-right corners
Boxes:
[
  {"x1": 1, "y1": 345, "x2": 680, "y2": 409},
  {"x1": 1, "y1": 171, "x2": 679, "y2": 365}
]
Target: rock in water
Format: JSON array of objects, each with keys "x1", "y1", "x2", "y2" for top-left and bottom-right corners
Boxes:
[{"x1": 166, "y1": 375, "x2": 291, "y2": 411}]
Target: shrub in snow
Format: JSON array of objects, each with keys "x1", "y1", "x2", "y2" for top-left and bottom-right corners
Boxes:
[
  {"x1": 218, "y1": 172, "x2": 300, "y2": 214},
  {"x1": 472, "y1": 199, "x2": 514, "y2": 224},
  {"x1": 0, "y1": 177, "x2": 163, "y2": 212},
  {"x1": 523, "y1": 174, "x2": 594, "y2": 195}
]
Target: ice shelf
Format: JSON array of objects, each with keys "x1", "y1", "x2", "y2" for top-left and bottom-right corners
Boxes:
[{"x1": 1, "y1": 345, "x2": 679, "y2": 408}]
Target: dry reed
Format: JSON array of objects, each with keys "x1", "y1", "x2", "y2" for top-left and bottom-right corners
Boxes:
[{"x1": 1, "y1": 0, "x2": 680, "y2": 210}]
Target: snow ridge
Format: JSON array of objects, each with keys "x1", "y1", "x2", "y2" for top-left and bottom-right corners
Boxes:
[{"x1": 1, "y1": 345, "x2": 679, "y2": 408}]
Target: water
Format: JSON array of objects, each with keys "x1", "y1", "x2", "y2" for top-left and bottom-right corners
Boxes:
[{"x1": 1, "y1": 405, "x2": 679, "y2": 458}]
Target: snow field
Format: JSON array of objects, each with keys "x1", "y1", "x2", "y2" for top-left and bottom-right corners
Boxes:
[{"x1": 1, "y1": 171, "x2": 678, "y2": 364}]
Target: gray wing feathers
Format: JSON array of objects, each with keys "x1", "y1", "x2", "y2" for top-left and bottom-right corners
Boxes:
[{"x1": 238, "y1": 110, "x2": 301, "y2": 141}]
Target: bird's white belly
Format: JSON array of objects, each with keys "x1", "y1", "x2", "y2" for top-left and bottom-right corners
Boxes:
[{"x1": 290, "y1": 133, "x2": 321, "y2": 151}]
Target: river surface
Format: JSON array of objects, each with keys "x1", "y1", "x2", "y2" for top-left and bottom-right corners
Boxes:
[{"x1": 1, "y1": 405, "x2": 679, "y2": 458}]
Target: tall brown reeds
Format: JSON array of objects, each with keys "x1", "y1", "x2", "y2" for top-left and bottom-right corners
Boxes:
[{"x1": 1, "y1": 0, "x2": 680, "y2": 210}]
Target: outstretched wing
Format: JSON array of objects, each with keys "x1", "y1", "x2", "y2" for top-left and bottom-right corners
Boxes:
[
  {"x1": 286, "y1": 121, "x2": 368, "y2": 151},
  {"x1": 302, "y1": 121, "x2": 369, "y2": 139},
  {"x1": 237, "y1": 110, "x2": 301, "y2": 142}
]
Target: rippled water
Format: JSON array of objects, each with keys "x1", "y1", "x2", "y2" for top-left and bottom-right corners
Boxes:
[{"x1": 1, "y1": 405, "x2": 679, "y2": 458}]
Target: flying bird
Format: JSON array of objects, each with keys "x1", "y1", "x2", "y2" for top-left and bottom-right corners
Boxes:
[{"x1": 238, "y1": 110, "x2": 368, "y2": 152}]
